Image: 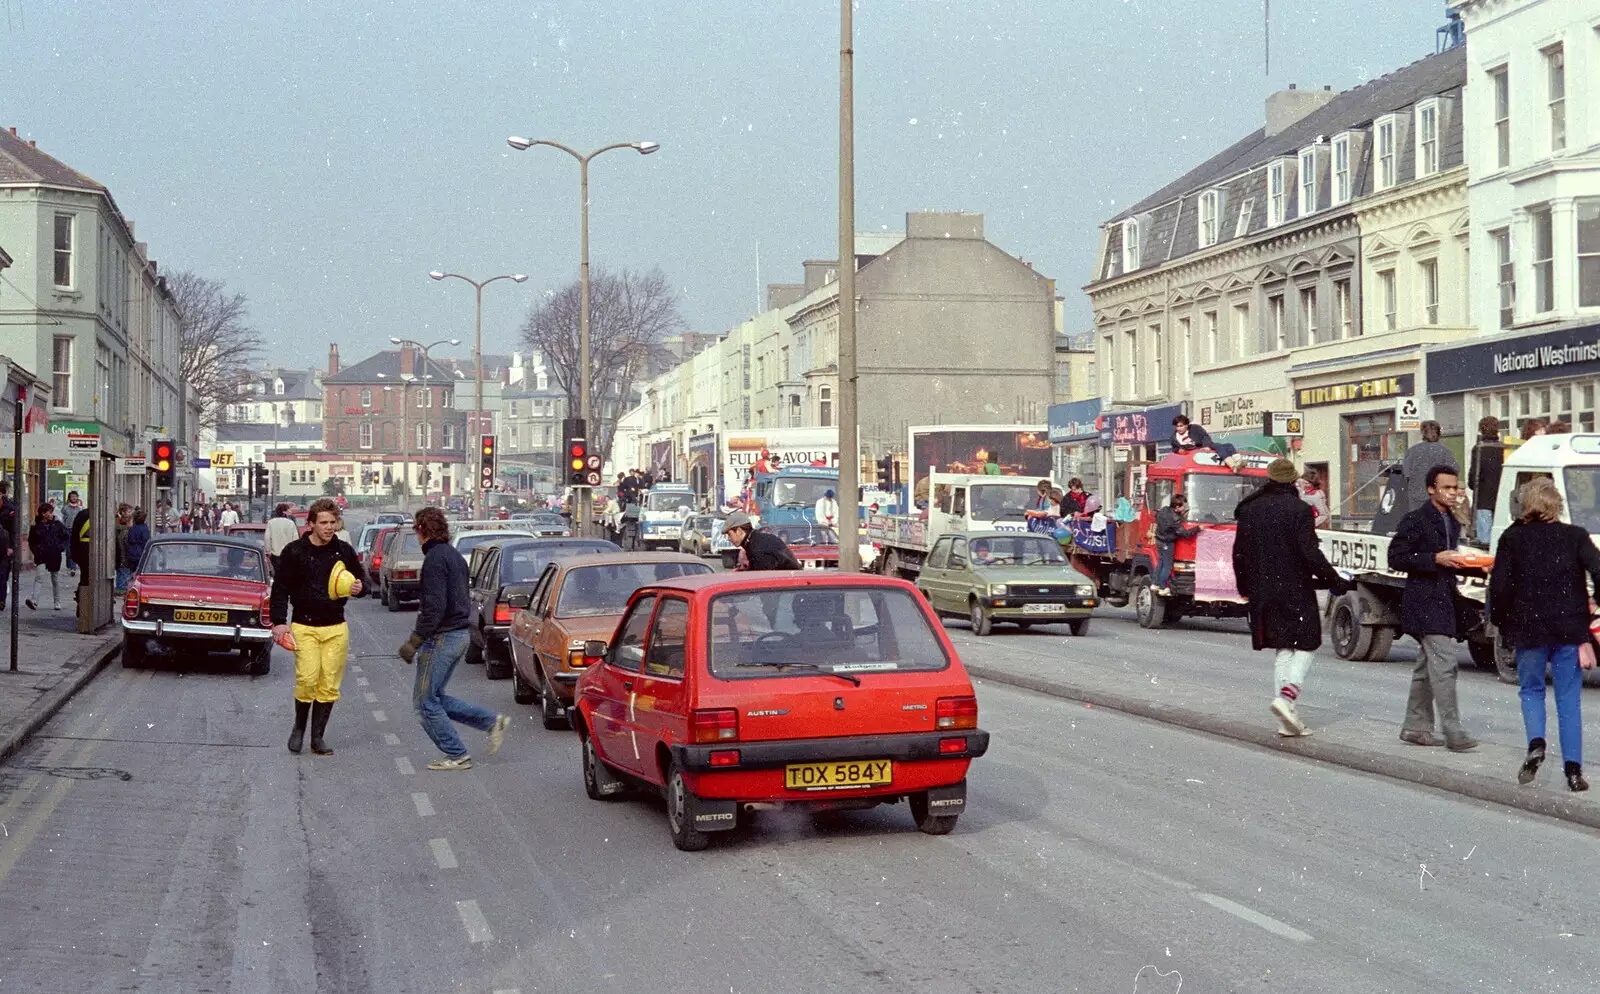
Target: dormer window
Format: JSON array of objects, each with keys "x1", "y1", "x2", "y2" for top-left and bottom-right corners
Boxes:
[
  {"x1": 1198, "y1": 190, "x2": 1223, "y2": 249},
  {"x1": 1122, "y1": 218, "x2": 1142, "y2": 271},
  {"x1": 1374, "y1": 115, "x2": 1397, "y2": 191},
  {"x1": 273, "y1": 378, "x2": 285, "y2": 396},
  {"x1": 1331, "y1": 133, "x2": 1353, "y2": 205},
  {"x1": 1415, "y1": 99, "x2": 1440, "y2": 177},
  {"x1": 1267, "y1": 160, "x2": 1288, "y2": 227},
  {"x1": 1298, "y1": 147, "x2": 1318, "y2": 217}
]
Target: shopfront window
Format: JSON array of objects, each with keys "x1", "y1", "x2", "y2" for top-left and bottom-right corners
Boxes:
[{"x1": 1344, "y1": 412, "x2": 1399, "y2": 519}]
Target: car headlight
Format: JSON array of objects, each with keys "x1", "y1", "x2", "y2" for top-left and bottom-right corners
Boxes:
[
  {"x1": 989, "y1": 584, "x2": 1007, "y2": 596},
  {"x1": 1076, "y1": 585, "x2": 1095, "y2": 597}
]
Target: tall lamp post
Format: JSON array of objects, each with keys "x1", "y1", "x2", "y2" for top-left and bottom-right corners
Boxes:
[
  {"x1": 386, "y1": 337, "x2": 459, "y2": 511},
  {"x1": 835, "y1": 0, "x2": 860, "y2": 572},
  {"x1": 505, "y1": 135, "x2": 659, "y2": 536},
  {"x1": 428, "y1": 270, "x2": 527, "y2": 516}
]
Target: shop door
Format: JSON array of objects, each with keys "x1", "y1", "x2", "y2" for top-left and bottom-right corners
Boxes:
[{"x1": 1343, "y1": 412, "x2": 1398, "y2": 519}]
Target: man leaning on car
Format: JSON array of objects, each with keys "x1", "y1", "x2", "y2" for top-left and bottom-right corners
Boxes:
[{"x1": 721, "y1": 511, "x2": 800, "y2": 571}]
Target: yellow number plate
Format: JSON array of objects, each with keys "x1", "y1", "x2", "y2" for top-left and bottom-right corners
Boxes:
[
  {"x1": 784, "y1": 760, "x2": 893, "y2": 791},
  {"x1": 173, "y1": 609, "x2": 228, "y2": 623}
]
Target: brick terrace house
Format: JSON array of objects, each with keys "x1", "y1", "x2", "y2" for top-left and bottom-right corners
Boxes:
[{"x1": 320, "y1": 343, "x2": 470, "y2": 496}]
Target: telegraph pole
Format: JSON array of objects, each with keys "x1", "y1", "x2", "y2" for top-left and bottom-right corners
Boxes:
[{"x1": 835, "y1": 0, "x2": 860, "y2": 572}]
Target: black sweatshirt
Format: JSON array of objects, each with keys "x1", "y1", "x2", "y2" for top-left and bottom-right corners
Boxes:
[
  {"x1": 269, "y1": 535, "x2": 366, "y2": 627},
  {"x1": 413, "y1": 538, "x2": 472, "y2": 640}
]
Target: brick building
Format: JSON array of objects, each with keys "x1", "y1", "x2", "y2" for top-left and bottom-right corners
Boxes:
[{"x1": 320, "y1": 343, "x2": 471, "y2": 497}]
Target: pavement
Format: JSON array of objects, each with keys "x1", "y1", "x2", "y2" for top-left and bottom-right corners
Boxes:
[
  {"x1": 948, "y1": 605, "x2": 1600, "y2": 830},
  {"x1": 2, "y1": 592, "x2": 1599, "y2": 992},
  {"x1": 0, "y1": 569, "x2": 122, "y2": 765}
]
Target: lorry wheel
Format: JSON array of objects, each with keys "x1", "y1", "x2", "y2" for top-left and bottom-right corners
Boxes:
[
  {"x1": 1329, "y1": 595, "x2": 1372, "y2": 660},
  {"x1": 1364, "y1": 626, "x2": 1395, "y2": 662},
  {"x1": 1133, "y1": 577, "x2": 1165, "y2": 629},
  {"x1": 968, "y1": 599, "x2": 993, "y2": 637}
]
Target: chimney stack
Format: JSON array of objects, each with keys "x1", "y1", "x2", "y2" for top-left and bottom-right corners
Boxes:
[
  {"x1": 1265, "y1": 82, "x2": 1337, "y2": 137},
  {"x1": 399, "y1": 345, "x2": 415, "y2": 377},
  {"x1": 327, "y1": 343, "x2": 340, "y2": 375}
]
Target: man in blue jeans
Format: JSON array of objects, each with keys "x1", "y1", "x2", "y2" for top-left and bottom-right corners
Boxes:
[{"x1": 401, "y1": 506, "x2": 508, "y2": 770}]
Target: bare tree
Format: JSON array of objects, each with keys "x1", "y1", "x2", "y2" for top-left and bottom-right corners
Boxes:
[
  {"x1": 519, "y1": 266, "x2": 685, "y2": 462},
  {"x1": 166, "y1": 270, "x2": 263, "y2": 431}
]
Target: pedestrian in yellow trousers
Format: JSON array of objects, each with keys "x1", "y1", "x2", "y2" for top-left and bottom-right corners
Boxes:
[{"x1": 269, "y1": 498, "x2": 367, "y2": 755}]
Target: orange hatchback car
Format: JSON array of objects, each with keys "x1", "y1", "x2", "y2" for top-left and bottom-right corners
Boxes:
[
  {"x1": 508, "y1": 552, "x2": 712, "y2": 729},
  {"x1": 572, "y1": 571, "x2": 989, "y2": 851}
]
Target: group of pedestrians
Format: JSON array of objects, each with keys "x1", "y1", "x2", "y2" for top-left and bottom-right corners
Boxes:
[
  {"x1": 1232, "y1": 444, "x2": 1595, "y2": 792},
  {"x1": 268, "y1": 501, "x2": 506, "y2": 769}
]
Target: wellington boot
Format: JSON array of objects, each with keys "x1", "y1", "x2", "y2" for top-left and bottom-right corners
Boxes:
[
  {"x1": 310, "y1": 701, "x2": 335, "y2": 756},
  {"x1": 287, "y1": 700, "x2": 311, "y2": 754}
]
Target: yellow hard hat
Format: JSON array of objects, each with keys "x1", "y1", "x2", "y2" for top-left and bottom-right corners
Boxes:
[{"x1": 328, "y1": 561, "x2": 355, "y2": 599}]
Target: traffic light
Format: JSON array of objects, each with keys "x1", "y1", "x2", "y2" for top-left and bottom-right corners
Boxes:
[
  {"x1": 876, "y1": 455, "x2": 894, "y2": 490},
  {"x1": 564, "y1": 417, "x2": 600, "y2": 487},
  {"x1": 151, "y1": 438, "x2": 175, "y2": 489},
  {"x1": 252, "y1": 463, "x2": 269, "y2": 498},
  {"x1": 479, "y1": 434, "x2": 497, "y2": 490}
]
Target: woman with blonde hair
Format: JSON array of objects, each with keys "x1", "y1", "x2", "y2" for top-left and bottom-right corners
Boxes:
[{"x1": 1489, "y1": 477, "x2": 1600, "y2": 791}]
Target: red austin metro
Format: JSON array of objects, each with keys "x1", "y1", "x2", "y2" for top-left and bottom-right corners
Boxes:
[{"x1": 573, "y1": 571, "x2": 989, "y2": 851}]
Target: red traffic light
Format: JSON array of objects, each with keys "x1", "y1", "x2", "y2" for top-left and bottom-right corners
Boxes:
[{"x1": 569, "y1": 443, "x2": 586, "y2": 458}]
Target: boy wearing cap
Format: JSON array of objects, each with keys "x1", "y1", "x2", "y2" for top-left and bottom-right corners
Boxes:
[{"x1": 270, "y1": 497, "x2": 366, "y2": 755}]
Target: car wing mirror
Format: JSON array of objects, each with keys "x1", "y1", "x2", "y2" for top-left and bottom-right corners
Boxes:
[{"x1": 583, "y1": 640, "x2": 607, "y2": 658}]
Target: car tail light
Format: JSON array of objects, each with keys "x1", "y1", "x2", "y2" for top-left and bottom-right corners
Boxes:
[
  {"x1": 122, "y1": 588, "x2": 140, "y2": 621},
  {"x1": 939, "y1": 736, "x2": 968, "y2": 754},
  {"x1": 395, "y1": 569, "x2": 417, "y2": 581},
  {"x1": 708, "y1": 749, "x2": 741, "y2": 767},
  {"x1": 691, "y1": 708, "x2": 739, "y2": 743},
  {"x1": 493, "y1": 603, "x2": 513, "y2": 624},
  {"x1": 372, "y1": 554, "x2": 384, "y2": 569},
  {"x1": 258, "y1": 593, "x2": 272, "y2": 627},
  {"x1": 569, "y1": 641, "x2": 601, "y2": 668},
  {"x1": 935, "y1": 696, "x2": 978, "y2": 730}
]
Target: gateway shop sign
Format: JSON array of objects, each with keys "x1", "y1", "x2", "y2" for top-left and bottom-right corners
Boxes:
[{"x1": 1429, "y1": 322, "x2": 1600, "y2": 394}]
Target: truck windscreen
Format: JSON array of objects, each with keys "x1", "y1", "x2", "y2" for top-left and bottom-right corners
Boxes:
[
  {"x1": 1564, "y1": 469, "x2": 1600, "y2": 533},
  {"x1": 969, "y1": 484, "x2": 1037, "y2": 522},
  {"x1": 646, "y1": 491, "x2": 694, "y2": 512},
  {"x1": 772, "y1": 478, "x2": 836, "y2": 507},
  {"x1": 1186, "y1": 474, "x2": 1266, "y2": 525}
]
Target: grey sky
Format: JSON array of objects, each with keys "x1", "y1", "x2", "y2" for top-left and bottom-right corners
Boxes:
[{"x1": 3, "y1": 0, "x2": 1443, "y2": 363}]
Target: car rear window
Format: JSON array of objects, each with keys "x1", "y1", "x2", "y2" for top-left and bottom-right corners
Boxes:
[
  {"x1": 556, "y1": 561, "x2": 712, "y2": 617},
  {"x1": 455, "y1": 531, "x2": 532, "y2": 556},
  {"x1": 707, "y1": 586, "x2": 949, "y2": 680},
  {"x1": 501, "y1": 542, "x2": 618, "y2": 585},
  {"x1": 141, "y1": 542, "x2": 265, "y2": 582}
]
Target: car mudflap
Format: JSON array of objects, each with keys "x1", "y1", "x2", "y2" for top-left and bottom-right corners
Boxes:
[
  {"x1": 922, "y1": 780, "x2": 967, "y2": 815},
  {"x1": 689, "y1": 794, "x2": 739, "y2": 833}
]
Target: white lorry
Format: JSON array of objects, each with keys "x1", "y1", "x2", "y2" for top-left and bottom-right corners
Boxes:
[
  {"x1": 1323, "y1": 433, "x2": 1600, "y2": 685},
  {"x1": 867, "y1": 472, "x2": 1044, "y2": 578}
]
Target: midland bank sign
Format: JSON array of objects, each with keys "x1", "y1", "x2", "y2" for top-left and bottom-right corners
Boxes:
[{"x1": 1430, "y1": 321, "x2": 1600, "y2": 394}]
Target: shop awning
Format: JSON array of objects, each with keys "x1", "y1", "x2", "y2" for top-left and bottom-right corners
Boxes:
[{"x1": 1214, "y1": 432, "x2": 1288, "y2": 456}]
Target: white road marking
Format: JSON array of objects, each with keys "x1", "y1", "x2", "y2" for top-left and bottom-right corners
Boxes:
[
  {"x1": 1194, "y1": 892, "x2": 1312, "y2": 942},
  {"x1": 356, "y1": 676, "x2": 370, "y2": 686},
  {"x1": 429, "y1": 838, "x2": 458, "y2": 869},
  {"x1": 493, "y1": 989, "x2": 522, "y2": 994},
  {"x1": 383, "y1": 733, "x2": 401, "y2": 746},
  {"x1": 456, "y1": 899, "x2": 493, "y2": 943},
  {"x1": 363, "y1": 692, "x2": 379, "y2": 703},
  {"x1": 395, "y1": 756, "x2": 415, "y2": 776},
  {"x1": 411, "y1": 792, "x2": 434, "y2": 817},
  {"x1": 372, "y1": 710, "x2": 387, "y2": 722},
  {"x1": 351, "y1": 665, "x2": 363, "y2": 673}
]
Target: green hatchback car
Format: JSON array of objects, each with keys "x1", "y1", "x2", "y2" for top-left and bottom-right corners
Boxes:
[{"x1": 917, "y1": 532, "x2": 1097, "y2": 636}]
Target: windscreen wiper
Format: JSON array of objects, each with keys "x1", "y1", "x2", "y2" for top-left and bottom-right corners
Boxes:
[{"x1": 736, "y1": 661, "x2": 862, "y2": 686}]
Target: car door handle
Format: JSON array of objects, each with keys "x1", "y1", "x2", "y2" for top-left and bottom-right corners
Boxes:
[{"x1": 623, "y1": 680, "x2": 633, "y2": 691}]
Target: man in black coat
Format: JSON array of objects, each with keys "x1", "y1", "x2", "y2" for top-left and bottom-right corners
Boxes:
[
  {"x1": 1233, "y1": 458, "x2": 1350, "y2": 737},
  {"x1": 1386, "y1": 465, "x2": 1479, "y2": 751},
  {"x1": 721, "y1": 511, "x2": 800, "y2": 571}
]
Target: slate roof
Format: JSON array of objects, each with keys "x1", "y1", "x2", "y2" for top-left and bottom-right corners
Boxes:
[
  {"x1": 323, "y1": 348, "x2": 458, "y2": 385},
  {"x1": 215, "y1": 423, "x2": 326, "y2": 444},
  {"x1": 0, "y1": 127, "x2": 105, "y2": 190},
  {"x1": 1109, "y1": 47, "x2": 1467, "y2": 224},
  {"x1": 243, "y1": 368, "x2": 322, "y2": 401}
]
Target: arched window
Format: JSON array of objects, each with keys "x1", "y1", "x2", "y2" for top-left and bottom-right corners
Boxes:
[
  {"x1": 416, "y1": 423, "x2": 431, "y2": 449},
  {"x1": 360, "y1": 387, "x2": 372, "y2": 408},
  {"x1": 359, "y1": 423, "x2": 373, "y2": 449},
  {"x1": 819, "y1": 386, "x2": 833, "y2": 428}
]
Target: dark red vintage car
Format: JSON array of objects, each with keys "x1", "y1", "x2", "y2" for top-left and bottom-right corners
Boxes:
[
  {"x1": 759, "y1": 524, "x2": 839, "y2": 570},
  {"x1": 120, "y1": 535, "x2": 274, "y2": 674}
]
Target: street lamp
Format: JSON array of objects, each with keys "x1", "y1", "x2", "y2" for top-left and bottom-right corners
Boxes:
[
  {"x1": 505, "y1": 135, "x2": 659, "y2": 536},
  {"x1": 387, "y1": 337, "x2": 460, "y2": 511},
  {"x1": 429, "y1": 270, "x2": 527, "y2": 517}
]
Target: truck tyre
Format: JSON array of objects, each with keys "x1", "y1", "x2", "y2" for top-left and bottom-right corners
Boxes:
[
  {"x1": 1133, "y1": 576, "x2": 1165, "y2": 629},
  {"x1": 1364, "y1": 626, "x2": 1395, "y2": 662},
  {"x1": 1329, "y1": 594, "x2": 1372, "y2": 661},
  {"x1": 968, "y1": 598, "x2": 993, "y2": 637}
]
